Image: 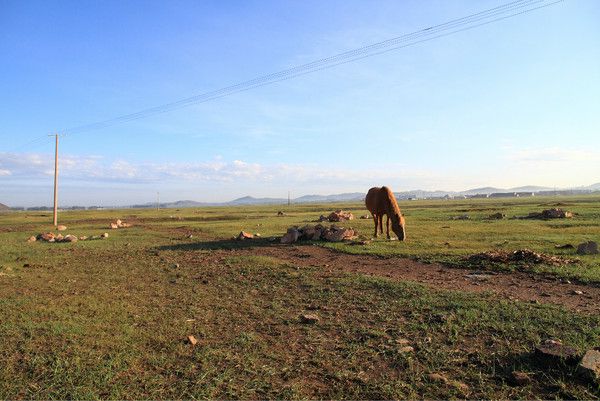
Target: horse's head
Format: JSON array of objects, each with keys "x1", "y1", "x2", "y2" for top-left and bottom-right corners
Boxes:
[{"x1": 391, "y1": 212, "x2": 406, "y2": 241}]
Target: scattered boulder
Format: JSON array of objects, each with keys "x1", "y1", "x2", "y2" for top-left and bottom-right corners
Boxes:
[
  {"x1": 326, "y1": 210, "x2": 354, "y2": 222},
  {"x1": 110, "y1": 219, "x2": 132, "y2": 229},
  {"x1": 187, "y1": 335, "x2": 198, "y2": 346},
  {"x1": 57, "y1": 225, "x2": 67, "y2": 231},
  {"x1": 467, "y1": 249, "x2": 578, "y2": 267},
  {"x1": 277, "y1": 211, "x2": 286, "y2": 216},
  {"x1": 488, "y1": 212, "x2": 505, "y2": 220},
  {"x1": 578, "y1": 349, "x2": 600, "y2": 383},
  {"x1": 38, "y1": 232, "x2": 55, "y2": 242},
  {"x1": 535, "y1": 339, "x2": 581, "y2": 367},
  {"x1": 27, "y1": 236, "x2": 37, "y2": 243},
  {"x1": 299, "y1": 314, "x2": 320, "y2": 324},
  {"x1": 236, "y1": 231, "x2": 254, "y2": 241},
  {"x1": 359, "y1": 214, "x2": 371, "y2": 219},
  {"x1": 55, "y1": 234, "x2": 64, "y2": 242},
  {"x1": 521, "y1": 208, "x2": 574, "y2": 220},
  {"x1": 509, "y1": 371, "x2": 531, "y2": 386},
  {"x1": 317, "y1": 215, "x2": 329, "y2": 222},
  {"x1": 62, "y1": 235, "x2": 78, "y2": 243},
  {"x1": 281, "y1": 227, "x2": 300, "y2": 244},
  {"x1": 100, "y1": 233, "x2": 109, "y2": 239},
  {"x1": 79, "y1": 236, "x2": 88, "y2": 241},
  {"x1": 576, "y1": 241, "x2": 598, "y2": 255},
  {"x1": 322, "y1": 227, "x2": 356, "y2": 242}
]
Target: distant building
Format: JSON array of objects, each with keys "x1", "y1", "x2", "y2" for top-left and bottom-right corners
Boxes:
[
  {"x1": 516, "y1": 192, "x2": 535, "y2": 197},
  {"x1": 467, "y1": 194, "x2": 489, "y2": 199}
]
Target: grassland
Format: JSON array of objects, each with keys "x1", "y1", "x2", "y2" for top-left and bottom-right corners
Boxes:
[{"x1": 0, "y1": 195, "x2": 599, "y2": 399}]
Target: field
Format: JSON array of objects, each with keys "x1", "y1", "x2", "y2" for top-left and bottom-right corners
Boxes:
[{"x1": 0, "y1": 195, "x2": 599, "y2": 399}]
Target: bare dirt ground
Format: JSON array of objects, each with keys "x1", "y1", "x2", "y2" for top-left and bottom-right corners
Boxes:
[{"x1": 211, "y1": 244, "x2": 600, "y2": 314}]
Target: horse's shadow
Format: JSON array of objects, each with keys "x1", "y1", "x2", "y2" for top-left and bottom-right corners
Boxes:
[{"x1": 156, "y1": 238, "x2": 278, "y2": 252}]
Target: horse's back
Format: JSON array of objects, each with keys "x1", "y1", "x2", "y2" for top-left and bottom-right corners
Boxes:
[
  {"x1": 366, "y1": 186, "x2": 398, "y2": 215},
  {"x1": 365, "y1": 187, "x2": 383, "y2": 213}
]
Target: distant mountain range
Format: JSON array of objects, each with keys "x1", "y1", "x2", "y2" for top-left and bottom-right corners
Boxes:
[
  {"x1": 6, "y1": 183, "x2": 600, "y2": 209},
  {"x1": 0, "y1": 203, "x2": 9, "y2": 211},
  {"x1": 128, "y1": 183, "x2": 600, "y2": 208}
]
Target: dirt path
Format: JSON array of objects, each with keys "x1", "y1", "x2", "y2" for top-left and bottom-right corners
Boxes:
[{"x1": 229, "y1": 244, "x2": 600, "y2": 314}]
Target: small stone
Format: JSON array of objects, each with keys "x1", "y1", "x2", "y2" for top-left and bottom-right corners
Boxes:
[
  {"x1": 27, "y1": 236, "x2": 37, "y2": 243},
  {"x1": 236, "y1": 231, "x2": 254, "y2": 240},
  {"x1": 79, "y1": 236, "x2": 88, "y2": 241},
  {"x1": 572, "y1": 290, "x2": 584, "y2": 295},
  {"x1": 57, "y1": 225, "x2": 67, "y2": 231},
  {"x1": 578, "y1": 349, "x2": 600, "y2": 383},
  {"x1": 100, "y1": 233, "x2": 109, "y2": 238},
  {"x1": 110, "y1": 222, "x2": 119, "y2": 229},
  {"x1": 535, "y1": 339, "x2": 581, "y2": 366},
  {"x1": 427, "y1": 373, "x2": 448, "y2": 384},
  {"x1": 577, "y1": 241, "x2": 598, "y2": 255},
  {"x1": 187, "y1": 335, "x2": 198, "y2": 346},
  {"x1": 172, "y1": 263, "x2": 180, "y2": 269},
  {"x1": 299, "y1": 314, "x2": 319, "y2": 324},
  {"x1": 62, "y1": 235, "x2": 78, "y2": 243},
  {"x1": 510, "y1": 371, "x2": 531, "y2": 386},
  {"x1": 55, "y1": 234, "x2": 64, "y2": 242},
  {"x1": 39, "y1": 232, "x2": 55, "y2": 242}
]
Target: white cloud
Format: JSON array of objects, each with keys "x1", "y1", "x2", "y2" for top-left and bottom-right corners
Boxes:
[{"x1": 508, "y1": 147, "x2": 598, "y2": 163}]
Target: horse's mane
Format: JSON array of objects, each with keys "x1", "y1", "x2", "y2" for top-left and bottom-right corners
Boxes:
[{"x1": 380, "y1": 186, "x2": 401, "y2": 216}]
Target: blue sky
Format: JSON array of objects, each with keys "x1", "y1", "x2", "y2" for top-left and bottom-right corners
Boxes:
[{"x1": 1, "y1": 0, "x2": 599, "y2": 206}]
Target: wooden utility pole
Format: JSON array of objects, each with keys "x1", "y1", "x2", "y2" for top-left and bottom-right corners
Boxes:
[{"x1": 51, "y1": 133, "x2": 59, "y2": 226}]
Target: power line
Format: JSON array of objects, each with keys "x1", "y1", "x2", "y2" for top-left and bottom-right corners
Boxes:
[{"x1": 55, "y1": 0, "x2": 562, "y2": 136}]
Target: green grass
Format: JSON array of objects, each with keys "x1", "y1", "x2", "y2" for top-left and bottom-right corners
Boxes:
[{"x1": 0, "y1": 195, "x2": 599, "y2": 398}]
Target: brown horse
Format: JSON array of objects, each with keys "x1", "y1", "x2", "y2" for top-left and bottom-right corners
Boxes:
[{"x1": 365, "y1": 186, "x2": 406, "y2": 240}]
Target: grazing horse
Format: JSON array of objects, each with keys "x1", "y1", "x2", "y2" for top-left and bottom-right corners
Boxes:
[{"x1": 365, "y1": 186, "x2": 406, "y2": 241}]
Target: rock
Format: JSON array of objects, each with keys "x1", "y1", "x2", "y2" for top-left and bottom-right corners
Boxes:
[
  {"x1": 299, "y1": 225, "x2": 317, "y2": 240},
  {"x1": 535, "y1": 339, "x2": 581, "y2": 366},
  {"x1": 572, "y1": 290, "x2": 584, "y2": 295},
  {"x1": 236, "y1": 231, "x2": 254, "y2": 240},
  {"x1": 120, "y1": 222, "x2": 132, "y2": 228},
  {"x1": 537, "y1": 208, "x2": 574, "y2": 219},
  {"x1": 578, "y1": 349, "x2": 600, "y2": 383},
  {"x1": 317, "y1": 215, "x2": 329, "y2": 222},
  {"x1": 100, "y1": 233, "x2": 109, "y2": 238},
  {"x1": 62, "y1": 235, "x2": 78, "y2": 243},
  {"x1": 281, "y1": 228, "x2": 300, "y2": 244},
  {"x1": 359, "y1": 214, "x2": 371, "y2": 219},
  {"x1": 110, "y1": 222, "x2": 119, "y2": 229},
  {"x1": 116, "y1": 219, "x2": 122, "y2": 226},
  {"x1": 79, "y1": 236, "x2": 88, "y2": 241},
  {"x1": 555, "y1": 243, "x2": 574, "y2": 249},
  {"x1": 427, "y1": 373, "x2": 449, "y2": 384},
  {"x1": 56, "y1": 225, "x2": 67, "y2": 231},
  {"x1": 172, "y1": 263, "x2": 180, "y2": 269},
  {"x1": 254, "y1": 233, "x2": 261, "y2": 238},
  {"x1": 299, "y1": 314, "x2": 319, "y2": 324},
  {"x1": 327, "y1": 210, "x2": 354, "y2": 222},
  {"x1": 489, "y1": 212, "x2": 505, "y2": 219},
  {"x1": 55, "y1": 234, "x2": 64, "y2": 242},
  {"x1": 398, "y1": 346, "x2": 414, "y2": 353},
  {"x1": 277, "y1": 211, "x2": 286, "y2": 216},
  {"x1": 38, "y1": 232, "x2": 55, "y2": 242},
  {"x1": 27, "y1": 236, "x2": 37, "y2": 243},
  {"x1": 576, "y1": 241, "x2": 598, "y2": 255},
  {"x1": 510, "y1": 371, "x2": 531, "y2": 386},
  {"x1": 454, "y1": 214, "x2": 470, "y2": 220},
  {"x1": 187, "y1": 335, "x2": 198, "y2": 346},
  {"x1": 323, "y1": 227, "x2": 355, "y2": 242}
]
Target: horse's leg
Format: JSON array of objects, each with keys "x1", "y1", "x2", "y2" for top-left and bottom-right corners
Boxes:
[
  {"x1": 372, "y1": 213, "x2": 378, "y2": 238},
  {"x1": 378, "y1": 215, "x2": 384, "y2": 235},
  {"x1": 386, "y1": 215, "x2": 391, "y2": 239}
]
